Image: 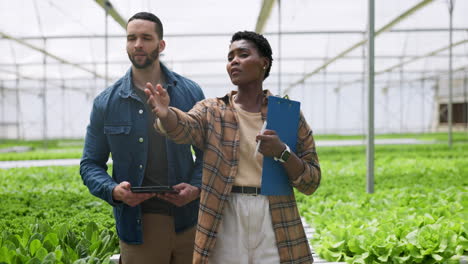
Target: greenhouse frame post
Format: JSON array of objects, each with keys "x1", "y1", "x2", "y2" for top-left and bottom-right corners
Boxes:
[
  {"x1": 0, "y1": 81, "x2": 3, "y2": 134},
  {"x1": 104, "y1": 2, "x2": 110, "y2": 88},
  {"x1": 367, "y1": 0, "x2": 375, "y2": 194},
  {"x1": 278, "y1": 0, "x2": 282, "y2": 95},
  {"x1": 42, "y1": 38, "x2": 48, "y2": 148},
  {"x1": 448, "y1": 0, "x2": 453, "y2": 147}
]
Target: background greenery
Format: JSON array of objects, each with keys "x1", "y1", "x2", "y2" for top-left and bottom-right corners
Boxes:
[
  {"x1": 0, "y1": 166, "x2": 117, "y2": 264},
  {"x1": 0, "y1": 133, "x2": 467, "y2": 263},
  {"x1": 1, "y1": 132, "x2": 467, "y2": 161},
  {"x1": 297, "y1": 143, "x2": 468, "y2": 263},
  {"x1": 0, "y1": 140, "x2": 83, "y2": 161}
]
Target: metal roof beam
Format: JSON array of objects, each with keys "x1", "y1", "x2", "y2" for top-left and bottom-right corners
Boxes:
[
  {"x1": 333, "y1": 39, "x2": 468, "y2": 90},
  {"x1": 0, "y1": 31, "x2": 109, "y2": 80},
  {"x1": 94, "y1": 0, "x2": 126, "y2": 29},
  {"x1": 1, "y1": 70, "x2": 458, "y2": 81},
  {"x1": 382, "y1": 39, "x2": 468, "y2": 73},
  {"x1": 6, "y1": 28, "x2": 467, "y2": 41},
  {"x1": 369, "y1": 65, "x2": 468, "y2": 88},
  {"x1": 1, "y1": 53, "x2": 465, "y2": 67},
  {"x1": 255, "y1": 0, "x2": 276, "y2": 33},
  {"x1": 283, "y1": 0, "x2": 434, "y2": 95},
  {"x1": 0, "y1": 68, "x2": 94, "y2": 93}
]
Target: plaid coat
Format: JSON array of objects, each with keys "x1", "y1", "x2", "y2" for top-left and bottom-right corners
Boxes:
[{"x1": 158, "y1": 90, "x2": 321, "y2": 264}]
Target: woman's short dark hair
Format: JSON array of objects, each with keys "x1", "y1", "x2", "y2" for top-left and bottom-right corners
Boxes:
[
  {"x1": 231, "y1": 31, "x2": 273, "y2": 80},
  {"x1": 127, "y1": 12, "x2": 164, "y2": 39}
]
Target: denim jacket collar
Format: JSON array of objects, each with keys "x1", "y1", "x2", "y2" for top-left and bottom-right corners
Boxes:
[{"x1": 118, "y1": 62, "x2": 178, "y2": 99}]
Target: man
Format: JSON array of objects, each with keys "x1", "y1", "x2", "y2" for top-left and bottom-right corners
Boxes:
[{"x1": 80, "y1": 12, "x2": 204, "y2": 264}]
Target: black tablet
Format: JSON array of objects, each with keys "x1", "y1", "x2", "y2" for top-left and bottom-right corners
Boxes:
[{"x1": 130, "y1": 186, "x2": 179, "y2": 194}]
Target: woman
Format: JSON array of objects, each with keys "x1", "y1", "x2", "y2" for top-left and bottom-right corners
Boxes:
[{"x1": 145, "y1": 31, "x2": 321, "y2": 264}]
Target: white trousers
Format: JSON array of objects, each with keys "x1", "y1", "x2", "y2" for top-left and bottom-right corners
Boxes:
[{"x1": 209, "y1": 193, "x2": 281, "y2": 264}]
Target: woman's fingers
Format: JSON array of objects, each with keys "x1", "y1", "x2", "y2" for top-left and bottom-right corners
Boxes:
[{"x1": 146, "y1": 82, "x2": 157, "y2": 95}]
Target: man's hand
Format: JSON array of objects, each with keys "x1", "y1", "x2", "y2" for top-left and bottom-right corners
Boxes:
[
  {"x1": 144, "y1": 82, "x2": 170, "y2": 119},
  {"x1": 256, "y1": 129, "x2": 285, "y2": 158},
  {"x1": 157, "y1": 183, "x2": 200, "y2": 207},
  {"x1": 112, "y1": 181, "x2": 155, "y2": 207}
]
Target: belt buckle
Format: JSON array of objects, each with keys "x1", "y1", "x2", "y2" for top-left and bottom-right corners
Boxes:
[
  {"x1": 244, "y1": 186, "x2": 258, "y2": 196},
  {"x1": 254, "y1": 187, "x2": 259, "y2": 196}
]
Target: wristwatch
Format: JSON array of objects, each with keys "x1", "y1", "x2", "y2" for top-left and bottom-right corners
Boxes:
[{"x1": 274, "y1": 144, "x2": 291, "y2": 163}]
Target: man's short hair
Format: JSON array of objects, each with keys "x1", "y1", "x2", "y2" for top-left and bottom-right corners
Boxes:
[
  {"x1": 127, "y1": 12, "x2": 164, "y2": 39},
  {"x1": 231, "y1": 31, "x2": 273, "y2": 80}
]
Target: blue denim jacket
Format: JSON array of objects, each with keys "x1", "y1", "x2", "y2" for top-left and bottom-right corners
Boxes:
[{"x1": 80, "y1": 63, "x2": 205, "y2": 244}]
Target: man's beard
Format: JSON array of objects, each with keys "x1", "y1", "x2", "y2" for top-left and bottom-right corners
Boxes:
[{"x1": 128, "y1": 47, "x2": 160, "y2": 69}]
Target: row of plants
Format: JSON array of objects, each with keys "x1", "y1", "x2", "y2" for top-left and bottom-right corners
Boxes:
[
  {"x1": 0, "y1": 139, "x2": 83, "y2": 161},
  {"x1": 0, "y1": 166, "x2": 118, "y2": 263},
  {"x1": 0, "y1": 222, "x2": 116, "y2": 264},
  {"x1": 0, "y1": 140, "x2": 83, "y2": 150},
  {"x1": 0, "y1": 150, "x2": 84, "y2": 162},
  {"x1": 1, "y1": 140, "x2": 467, "y2": 263},
  {"x1": 1, "y1": 132, "x2": 467, "y2": 161},
  {"x1": 297, "y1": 143, "x2": 468, "y2": 263},
  {"x1": 314, "y1": 132, "x2": 468, "y2": 142}
]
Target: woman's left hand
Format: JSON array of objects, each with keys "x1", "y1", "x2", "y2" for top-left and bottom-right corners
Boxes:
[{"x1": 256, "y1": 129, "x2": 286, "y2": 158}]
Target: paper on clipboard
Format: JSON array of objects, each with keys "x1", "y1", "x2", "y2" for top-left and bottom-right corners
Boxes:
[{"x1": 260, "y1": 96, "x2": 301, "y2": 196}]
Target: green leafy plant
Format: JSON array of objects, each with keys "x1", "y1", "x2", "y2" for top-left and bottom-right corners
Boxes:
[
  {"x1": 0, "y1": 222, "x2": 117, "y2": 264},
  {"x1": 0, "y1": 166, "x2": 118, "y2": 263},
  {"x1": 298, "y1": 143, "x2": 468, "y2": 263}
]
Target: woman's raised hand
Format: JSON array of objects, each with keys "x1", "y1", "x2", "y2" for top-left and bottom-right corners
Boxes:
[{"x1": 144, "y1": 82, "x2": 170, "y2": 119}]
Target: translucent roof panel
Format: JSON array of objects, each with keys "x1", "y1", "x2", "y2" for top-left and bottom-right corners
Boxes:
[
  {"x1": 262, "y1": 0, "x2": 468, "y2": 93},
  {"x1": 1, "y1": 0, "x2": 467, "y2": 86},
  {"x1": 1, "y1": 0, "x2": 467, "y2": 139}
]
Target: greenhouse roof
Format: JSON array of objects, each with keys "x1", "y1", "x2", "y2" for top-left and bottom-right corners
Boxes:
[{"x1": 1, "y1": 0, "x2": 466, "y2": 96}]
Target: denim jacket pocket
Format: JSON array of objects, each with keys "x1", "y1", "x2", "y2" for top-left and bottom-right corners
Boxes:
[
  {"x1": 104, "y1": 125, "x2": 133, "y2": 160},
  {"x1": 104, "y1": 125, "x2": 131, "y2": 135}
]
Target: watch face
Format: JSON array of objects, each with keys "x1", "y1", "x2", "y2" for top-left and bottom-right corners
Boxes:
[{"x1": 282, "y1": 150, "x2": 291, "y2": 162}]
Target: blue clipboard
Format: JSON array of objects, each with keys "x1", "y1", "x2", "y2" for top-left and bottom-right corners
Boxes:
[{"x1": 261, "y1": 96, "x2": 301, "y2": 196}]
